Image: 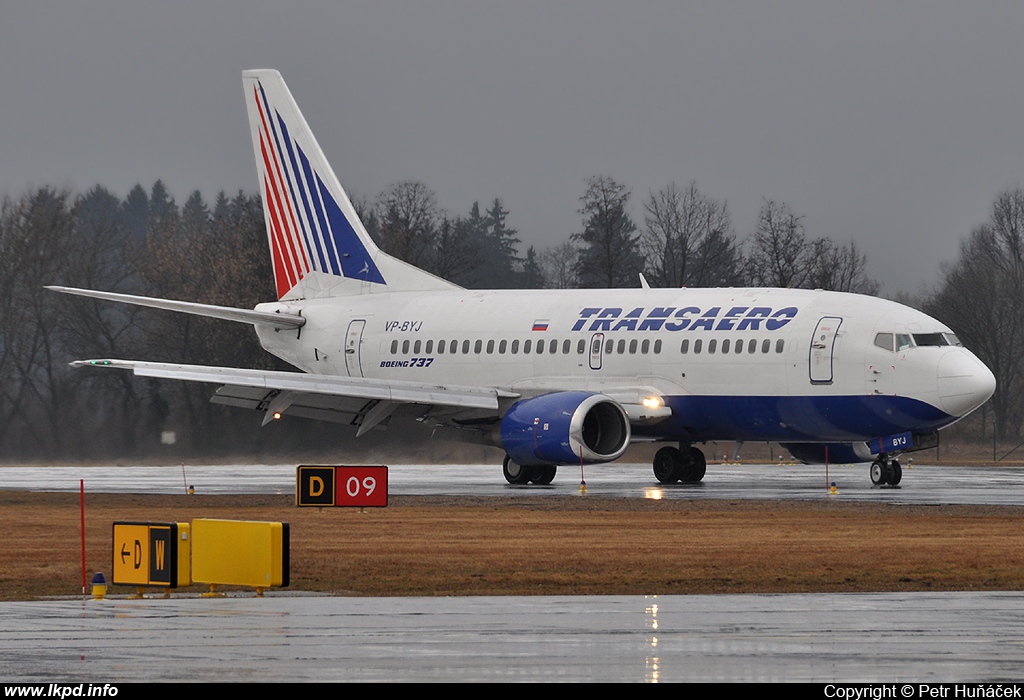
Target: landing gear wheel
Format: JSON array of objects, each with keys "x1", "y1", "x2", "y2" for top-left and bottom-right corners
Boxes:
[
  {"x1": 653, "y1": 446, "x2": 682, "y2": 484},
  {"x1": 531, "y1": 465, "x2": 557, "y2": 485},
  {"x1": 687, "y1": 447, "x2": 707, "y2": 483},
  {"x1": 870, "y1": 459, "x2": 886, "y2": 485},
  {"x1": 503, "y1": 455, "x2": 532, "y2": 485},
  {"x1": 889, "y1": 460, "x2": 902, "y2": 486}
]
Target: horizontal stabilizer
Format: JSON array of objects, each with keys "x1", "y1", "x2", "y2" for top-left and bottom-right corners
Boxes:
[
  {"x1": 70, "y1": 359, "x2": 518, "y2": 410},
  {"x1": 46, "y1": 286, "x2": 305, "y2": 330}
]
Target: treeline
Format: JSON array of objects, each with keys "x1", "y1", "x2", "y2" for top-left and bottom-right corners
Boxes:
[
  {"x1": 0, "y1": 177, "x2": 1016, "y2": 459},
  {"x1": 353, "y1": 176, "x2": 880, "y2": 295}
]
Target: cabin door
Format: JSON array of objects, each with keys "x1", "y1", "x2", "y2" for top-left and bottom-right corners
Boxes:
[
  {"x1": 344, "y1": 320, "x2": 366, "y2": 378},
  {"x1": 809, "y1": 316, "x2": 843, "y2": 384}
]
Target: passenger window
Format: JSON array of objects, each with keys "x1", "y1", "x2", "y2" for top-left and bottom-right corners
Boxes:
[
  {"x1": 761, "y1": 339, "x2": 770, "y2": 353},
  {"x1": 708, "y1": 339, "x2": 717, "y2": 354},
  {"x1": 680, "y1": 339, "x2": 689, "y2": 354},
  {"x1": 438, "y1": 340, "x2": 446, "y2": 353},
  {"x1": 605, "y1": 340, "x2": 613, "y2": 354},
  {"x1": 474, "y1": 339, "x2": 482, "y2": 354},
  {"x1": 462, "y1": 340, "x2": 471, "y2": 354},
  {"x1": 617, "y1": 339, "x2": 626, "y2": 354},
  {"x1": 694, "y1": 339, "x2": 703, "y2": 354},
  {"x1": 524, "y1": 339, "x2": 532, "y2": 353},
  {"x1": 776, "y1": 339, "x2": 785, "y2": 353},
  {"x1": 511, "y1": 340, "x2": 519, "y2": 354},
  {"x1": 641, "y1": 339, "x2": 650, "y2": 354},
  {"x1": 629, "y1": 339, "x2": 638, "y2": 354},
  {"x1": 451, "y1": 339, "x2": 458, "y2": 353},
  {"x1": 654, "y1": 339, "x2": 662, "y2": 354},
  {"x1": 486, "y1": 340, "x2": 494, "y2": 354},
  {"x1": 402, "y1": 340, "x2": 410, "y2": 353},
  {"x1": 722, "y1": 339, "x2": 730, "y2": 354},
  {"x1": 735, "y1": 339, "x2": 743, "y2": 354},
  {"x1": 563, "y1": 340, "x2": 571, "y2": 354},
  {"x1": 550, "y1": 339, "x2": 558, "y2": 354},
  {"x1": 499, "y1": 340, "x2": 507, "y2": 354},
  {"x1": 748, "y1": 339, "x2": 757, "y2": 354},
  {"x1": 577, "y1": 339, "x2": 586, "y2": 354},
  {"x1": 874, "y1": 333, "x2": 894, "y2": 351},
  {"x1": 425, "y1": 340, "x2": 433, "y2": 354},
  {"x1": 536, "y1": 340, "x2": 544, "y2": 354},
  {"x1": 414, "y1": 340, "x2": 421, "y2": 354},
  {"x1": 390, "y1": 340, "x2": 398, "y2": 354}
]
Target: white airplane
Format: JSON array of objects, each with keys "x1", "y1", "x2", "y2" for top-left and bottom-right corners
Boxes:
[{"x1": 50, "y1": 69, "x2": 996, "y2": 487}]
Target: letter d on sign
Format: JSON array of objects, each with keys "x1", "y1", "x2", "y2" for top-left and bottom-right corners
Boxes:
[
  {"x1": 297, "y1": 466, "x2": 335, "y2": 506},
  {"x1": 310, "y1": 476, "x2": 324, "y2": 497}
]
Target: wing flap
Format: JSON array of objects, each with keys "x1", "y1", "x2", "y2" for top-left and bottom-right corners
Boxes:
[{"x1": 70, "y1": 359, "x2": 516, "y2": 410}]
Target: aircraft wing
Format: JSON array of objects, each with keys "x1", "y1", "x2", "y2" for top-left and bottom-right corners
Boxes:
[{"x1": 71, "y1": 359, "x2": 520, "y2": 434}]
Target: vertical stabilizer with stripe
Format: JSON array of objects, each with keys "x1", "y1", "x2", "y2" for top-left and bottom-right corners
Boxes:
[{"x1": 243, "y1": 69, "x2": 458, "y2": 300}]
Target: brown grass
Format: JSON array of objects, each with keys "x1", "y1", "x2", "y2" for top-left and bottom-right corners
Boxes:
[{"x1": 2, "y1": 491, "x2": 1023, "y2": 599}]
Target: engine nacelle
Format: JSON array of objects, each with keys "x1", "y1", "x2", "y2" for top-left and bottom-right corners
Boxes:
[{"x1": 499, "y1": 391, "x2": 631, "y2": 466}]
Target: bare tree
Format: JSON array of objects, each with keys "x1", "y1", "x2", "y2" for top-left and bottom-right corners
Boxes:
[
  {"x1": 744, "y1": 199, "x2": 809, "y2": 288},
  {"x1": 641, "y1": 181, "x2": 741, "y2": 288},
  {"x1": 373, "y1": 181, "x2": 440, "y2": 270},
  {"x1": 928, "y1": 188, "x2": 1024, "y2": 439},
  {"x1": 804, "y1": 238, "x2": 880, "y2": 294},
  {"x1": 540, "y1": 241, "x2": 580, "y2": 289}
]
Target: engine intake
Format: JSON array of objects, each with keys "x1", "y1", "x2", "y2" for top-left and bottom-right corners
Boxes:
[{"x1": 499, "y1": 391, "x2": 631, "y2": 466}]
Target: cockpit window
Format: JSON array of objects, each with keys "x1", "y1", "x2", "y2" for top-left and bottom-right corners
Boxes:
[
  {"x1": 913, "y1": 333, "x2": 963, "y2": 348},
  {"x1": 874, "y1": 333, "x2": 893, "y2": 351},
  {"x1": 896, "y1": 334, "x2": 913, "y2": 351}
]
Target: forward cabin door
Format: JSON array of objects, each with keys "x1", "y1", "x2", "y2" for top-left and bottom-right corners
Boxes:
[
  {"x1": 344, "y1": 320, "x2": 366, "y2": 377},
  {"x1": 809, "y1": 316, "x2": 843, "y2": 385}
]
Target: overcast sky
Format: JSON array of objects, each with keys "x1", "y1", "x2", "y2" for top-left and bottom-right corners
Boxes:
[{"x1": 3, "y1": 2, "x2": 1022, "y2": 295}]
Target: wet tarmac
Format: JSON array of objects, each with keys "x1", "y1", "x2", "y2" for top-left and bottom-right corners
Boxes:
[
  {"x1": 1, "y1": 460, "x2": 1023, "y2": 506},
  {"x1": 2, "y1": 461, "x2": 1023, "y2": 682},
  {"x1": 2, "y1": 593, "x2": 1024, "y2": 683}
]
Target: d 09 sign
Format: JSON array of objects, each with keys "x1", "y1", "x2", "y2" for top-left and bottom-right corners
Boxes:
[{"x1": 296, "y1": 465, "x2": 388, "y2": 508}]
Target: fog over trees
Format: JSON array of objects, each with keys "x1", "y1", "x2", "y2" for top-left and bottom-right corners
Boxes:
[{"x1": 0, "y1": 177, "x2": 1013, "y2": 459}]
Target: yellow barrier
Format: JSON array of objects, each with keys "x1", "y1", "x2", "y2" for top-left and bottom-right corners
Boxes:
[{"x1": 191, "y1": 519, "x2": 289, "y2": 593}]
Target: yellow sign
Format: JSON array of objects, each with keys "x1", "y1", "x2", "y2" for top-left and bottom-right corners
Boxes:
[
  {"x1": 192, "y1": 519, "x2": 289, "y2": 589},
  {"x1": 111, "y1": 522, "x2": 186, "y2": 588}
]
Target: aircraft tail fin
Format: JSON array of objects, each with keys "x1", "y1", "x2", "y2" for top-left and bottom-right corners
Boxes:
[{"x1": 243, "y1": 69, "x2": 458, "y2": 300}]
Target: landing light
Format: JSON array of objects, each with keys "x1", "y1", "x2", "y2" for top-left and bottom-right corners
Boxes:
[
  {"x1": 642, "y1": 396, "x2": 663, "y2": 409},
  {"x1": 273, "y1": 412, "x2": 282, "y2": 420}
]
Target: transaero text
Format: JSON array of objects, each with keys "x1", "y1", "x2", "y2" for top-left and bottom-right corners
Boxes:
[{"x1": 572, "y1": 306, "x2": 798, "y2": 332}]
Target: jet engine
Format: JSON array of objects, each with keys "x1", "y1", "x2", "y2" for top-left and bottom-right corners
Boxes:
[{"x1": 499, "y1": 391, "x2": 631, "y2": 466}]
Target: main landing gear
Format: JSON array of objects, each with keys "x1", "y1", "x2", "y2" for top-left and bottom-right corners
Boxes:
[
  {"x1": 869, "y1": 454, "x2": 903, "y2": 486},
  {"x1": 502, "y1": 455, "x2": 557, "y2": 485},
  {"x1": 653, "y1": 445, "x2": 707, "y2": 484}
]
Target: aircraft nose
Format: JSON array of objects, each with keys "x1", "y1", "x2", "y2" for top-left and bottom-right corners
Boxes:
[{"x1": 937, "y1": 350, "x2": 996, "y2": 416}]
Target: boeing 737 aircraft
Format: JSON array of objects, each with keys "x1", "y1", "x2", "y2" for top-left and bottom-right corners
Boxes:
[{"x1": 50, "y1": 69, "x2": 996, "y2": 487}]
